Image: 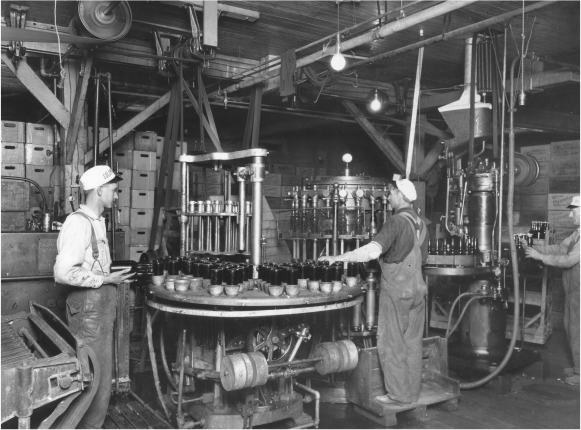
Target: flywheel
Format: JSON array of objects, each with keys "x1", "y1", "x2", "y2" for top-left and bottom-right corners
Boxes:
[
  {"x1": 75, "y1": 1, "x2": 132, "y2": 41},
  {"x1": 246, "y1": 322, "x2": 297, "y2": 363},
  {"x1": 513, "y1": 153, "x2": 540, "y2": 187}
]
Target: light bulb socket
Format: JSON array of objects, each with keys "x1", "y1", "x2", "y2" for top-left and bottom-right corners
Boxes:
[{"x1": 518, "y1": 92, "x2": 526, "y2": 106}]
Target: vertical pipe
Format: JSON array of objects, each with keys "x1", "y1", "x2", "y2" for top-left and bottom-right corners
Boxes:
[
  {"x1": 469, "y1": 33, "x2": 477, "y2": 164},
  {"x1": 198, "y1": 66, "x2": 205, "y2": 152},
  {"x1": 180, "y1": 63, "x2": 187, "y2": 257},
  {"x1": 106, "y1": 74, "x2": 116, "y2": 259},
  {"x1": 238, "y1": 175, "x2": 247, "y2": 251},
  {"x1": 251, "y1": 156, "x2": 265, "y2": 268},
  {"x1": 177, "y1": 329, "x2": 187, "y2": 423},
  {"x1": 332, "y1": 184, "x2": 339, "y2": 256},
  {"x1": 93, "y1": 75, "x2": 100, "y2": 167},
  {"x1": 497, "y1": 26, "x2": 507, "y2": 258}
]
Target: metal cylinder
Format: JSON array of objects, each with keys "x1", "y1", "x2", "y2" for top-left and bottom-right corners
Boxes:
[
  {"x1": 351, "y1": 302, "x2": 362, "y2": 331},
  {"x1": 238, "y1": 175, "x2": 246, "y2": 252},
  {"x1": 460, "y1": 280, "x2": 507, "y2": 355},
  {"x1": 468, "y1": 191, "x2": 495, "y2": 253},
  {"x1": 251, "y1": 157, "x2": 265, "y2": 268}
]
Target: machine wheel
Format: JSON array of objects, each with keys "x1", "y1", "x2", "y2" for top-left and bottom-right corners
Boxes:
[{"x1": 246, "y1": 322, "x2": 297, "y2": 363}]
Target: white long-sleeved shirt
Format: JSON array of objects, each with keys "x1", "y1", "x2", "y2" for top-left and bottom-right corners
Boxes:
[
  {"x1": 534, "y1": 228, "x2": 580, "y2": 269},
  {"x1": 54, "y1": 205, "x2": 111, "y2": 288}
]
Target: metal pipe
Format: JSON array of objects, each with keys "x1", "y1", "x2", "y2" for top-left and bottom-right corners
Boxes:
[
  {"x1": 93, "y1": 75, "x2": 100, "y2": 167},
  {"x1": 160, "y1": 318, "x2": 178, "y2": 391},
  {"x1": 345, "y1": 0, "x2": 556, "y2": 73},
  {"x1": 251, "y1": 156, "x2": 265, "y2": 267},
  {"x1": 180, "y1": 64, "x2": 188, "y2": 257},
  {"x1": 177, "y1": 329, "x2": 187, "y2": 425},
  {"x1": 211, "y1": 1, "x2": 477, "y2": 97},
  {"x1": 293, "y1": 382, "x2": 320, "y2": 429},
  {"x1": 238, "y1": 176, "x2": 247, "y2": 252},
  {"x1": 497, "y1": 25, "x2": 507, "y2": 259},
  {"x1": 106, "y1": 74, "x2": 116, "y2": 260},
  {"x1": 332, "y1": 184, "x2": 339, "y2": 256}
]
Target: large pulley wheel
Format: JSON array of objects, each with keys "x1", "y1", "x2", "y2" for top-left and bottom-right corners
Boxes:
[
  {"x1": 513, "y1": 153, "x2": 540, "y2": 187},
  {"x1": 75, "y1": 1, "x2": 132, "y2": 41},
  {"x1": 246, "y1": 323, "x2": 296, "y2": 363}
]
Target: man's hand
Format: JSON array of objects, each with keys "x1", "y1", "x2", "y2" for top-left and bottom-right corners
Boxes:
[
  {"x1": 523, "y1": 245, "x2": 542, "y2": 260},
  {"x1": 318, "y1": 256, "x2": 336, "y2": 264},
  {"x1": 104, "y1": 268, "x2": 135, "y2": 285}
]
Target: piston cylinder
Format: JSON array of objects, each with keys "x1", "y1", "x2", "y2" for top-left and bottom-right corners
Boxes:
[{"x1": 468, "y1": 191, "x2": 495, "y2": 254}]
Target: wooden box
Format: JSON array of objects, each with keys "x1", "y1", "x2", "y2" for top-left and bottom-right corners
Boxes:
[
  {"x1": 129, "y1": 246, "x2": 148, "y2": 262},
  {"x1": 132, "y1": 170, "x2": 156, "y2": 191},
  {"x1": 116, "y1": 131, "x2": 157, "y2": 152},
  {"x1": 1, "y1": 121, "x2": 25, "y2": 143},
  {"x1": 1, "y1": 163, "x2": 25, "y2": 177},
  {"x1": 116, "y1": 187, "x2": 131, "y2": 207},
  {"x1": 1, "y1": 142, "x2": 25, "y2": 164},
  {"x1": 25, "y1": 143, "x2": 54, "y2": 166},
  {"x1": 549, "y1": 177, "x2": 579, "y2": 194},
  {"x1": 1, "y1": 181, "x2": 29, "y2": 211},
  {"x1": 548, "y1": 210, "x2": 576, "y2": 228},
  {"x1": 550, "y1": 140, "x2": 580, "y2": 160},
  {"x1": 520, "y1": 144, "x2": 551, "y2": 162},
  {"x1": 549, "y1": 159, "x2": 579, "y2": 178},
  {"x1": 130, "y1": 209, "x2": 153, "y2": 229},
  {"x1": 129, "y1": 228, "x2": 150, "y2": 246},
  {"x1": 131, "y1": 190, "x2": 154, "y2": 209},
  {"x1": 25, "y1": 123, "x2": 54, "y2": 145},
  {"x1": 25, "y1": 165, "x2": 53, "y2": 187}
]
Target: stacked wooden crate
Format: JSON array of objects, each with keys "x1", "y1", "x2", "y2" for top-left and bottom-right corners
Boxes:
[
  {"x1": 2, "y1": 121, "x2": 59, "y2": 231},
  {"x1": 2, "y1": 121, "x2": 28, "y2": 231},
  {"x1": 112, "y1": 131, "x2": 157, "y2": 261}
]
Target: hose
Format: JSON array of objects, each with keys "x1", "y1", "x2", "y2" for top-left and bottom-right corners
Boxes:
[
  {"x1": 459, "y1": 54, "x2": 521, "y2": 390},
  {"x1": 444, "y1": 292, "x2": 479, "y2": 338},
  {"x1": 445, "y1": 296, "x2": 481, "y2": 339}
]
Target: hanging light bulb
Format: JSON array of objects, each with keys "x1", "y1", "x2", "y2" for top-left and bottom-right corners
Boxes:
[
  {"x1": 331, "y1": 33, "x2": 346, "y2": 71},
  {"x1": 370, "y1": 89, "x2": 381, "y2": 112}
]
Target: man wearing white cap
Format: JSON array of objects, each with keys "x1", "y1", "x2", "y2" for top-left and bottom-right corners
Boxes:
[
  {"x1": 320, "y1": 179, "x2": 428, "y2": 405},
  {"x1": 54, "y1": 165, "x2": 134, "y2": 428},
  {"x1": 523, "y1": 195, "x2": 580, "y2": 386}
]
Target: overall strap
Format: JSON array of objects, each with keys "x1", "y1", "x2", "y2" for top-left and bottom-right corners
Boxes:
[
  {"x1": 398, "y1": 211, "x2": 426, "y2": 244},
  {"x1": 71, "y1": 211, "x2": 99, "y2": 260}
]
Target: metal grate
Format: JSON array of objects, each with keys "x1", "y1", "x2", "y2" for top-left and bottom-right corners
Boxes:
[{"x1": 1, "y1": 321, "x2": 36, "y2": 368}]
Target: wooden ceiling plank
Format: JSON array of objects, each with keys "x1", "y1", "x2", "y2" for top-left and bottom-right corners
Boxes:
[
  {"x1": 342, "y1": 99, "x2": 405, "y2": 173},
  {"x1": 1, "y1": 52, "x2": 70, "y2": 129}
]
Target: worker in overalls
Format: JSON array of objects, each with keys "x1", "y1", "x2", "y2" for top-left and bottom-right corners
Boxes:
[
  {"x1": 523, "y1": 195, "x2": 580, "y2": 386},
  {"x1": 54, "y1": 165, "x2": 134, "y2": 428},
  {"x1": 320, "y1": 179, "x2": 428, "y2": 405}
]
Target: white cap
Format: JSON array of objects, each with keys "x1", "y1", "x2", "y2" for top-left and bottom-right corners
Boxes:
[
  {"x1": 80, "y1": 165, "x2": 122, "y2": 191},
  {"x1": 396, "y1": 179, "x2": 417, "y2": 202},
  {"x1": 567, "y1": 196, "x2": 580, "y2": 209}
]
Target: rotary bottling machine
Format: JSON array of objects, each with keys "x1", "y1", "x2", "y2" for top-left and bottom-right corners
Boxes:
[{"x1": 144, "y1": 149, "x2": 366, "y2": 429}]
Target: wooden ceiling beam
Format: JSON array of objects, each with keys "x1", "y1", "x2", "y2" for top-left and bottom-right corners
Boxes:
[
  {"x1": 1, "y1": 52, "x2": 70, "y2": 129},
  {"x1": 65, "y1": 53, "x2": 93, "y2": 164},
  {"x1": 342, "y1": 99, "x2": 406, "y2": 174}
]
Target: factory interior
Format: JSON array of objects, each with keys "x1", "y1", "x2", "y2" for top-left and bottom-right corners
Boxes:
[{"x1": 1, "y1": 1, "x2": 580, "y2": 429}]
